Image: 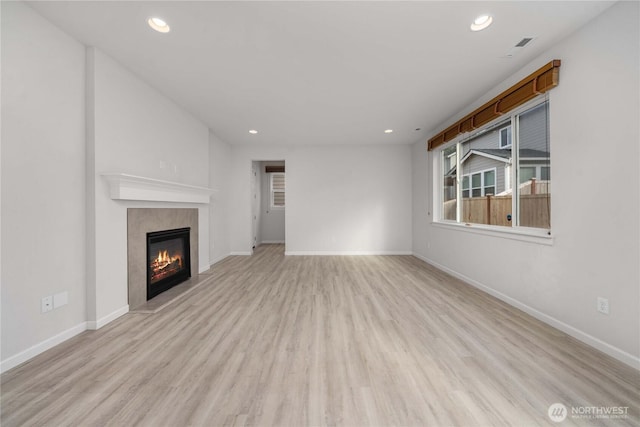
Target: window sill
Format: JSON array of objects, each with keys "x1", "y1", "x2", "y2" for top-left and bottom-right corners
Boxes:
[{"x1": 431, "y1": 221, "x2": 553, "y2": 246}]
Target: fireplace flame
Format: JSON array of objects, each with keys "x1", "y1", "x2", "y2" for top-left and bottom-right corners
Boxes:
[
  {"x1": 157, "y1": 250, "x2": 169, "y2": 264},
  {"x1": 152, "y1": 250, "x2": 183, "y2": 272}
]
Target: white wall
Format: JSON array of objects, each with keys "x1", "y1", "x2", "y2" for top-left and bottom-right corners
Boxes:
[
  {"x1": 1, "y1": 2, "x2": 86, "y2": 364},
  {"x1": 259, "y1": 161, "x2": 286, "y2": 244},
  {"x1": 412, "y1": 1, "x2": 639, "y2": 367},
  {"x1": 229, "y1": 144, "x2": 412, "y2": 255},
  {"x1": 209, "y1": 131, "x2": 231, "y2": 265},
  {"x1": 87, "y1": 48, "x2": 211, "y2": 324}
]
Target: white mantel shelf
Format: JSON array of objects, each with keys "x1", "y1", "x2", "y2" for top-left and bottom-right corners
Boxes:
[{"x1": 102, "y1": 173, "x2": 217, "y2": 204}]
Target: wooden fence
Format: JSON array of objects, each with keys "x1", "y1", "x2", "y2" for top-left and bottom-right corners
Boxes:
[
  {"x1": 443, "y1": 194, "x2": 551, "y2": 228},
  {"x1": 519, "y1": 179, "x2": 550, "y2": 196}
]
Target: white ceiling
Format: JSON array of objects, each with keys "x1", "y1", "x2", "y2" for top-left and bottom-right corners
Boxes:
[{"x1": 28, "y1": 1, "x2": 614, "y2": 146}]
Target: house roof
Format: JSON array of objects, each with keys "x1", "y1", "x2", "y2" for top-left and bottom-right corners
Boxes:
[
  {"x1": 461, "y1": 149, "x2": 511, "y2": 163},
  {"x1": 444, "y1": 148, "x2": 550, "y2": 175},
  {"x1": 519, "y1": 149, "x2": 551, "y2": 159},
  {"x1": 460, "y1": 148, "x2": 550, "y2": 164},
  {"x1": 477, "y1": 148, "x2": 549, "y2": 158}
]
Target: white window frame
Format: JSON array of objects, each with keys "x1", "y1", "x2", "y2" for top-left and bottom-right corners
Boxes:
[
  {"x1": 270, "y1": 172, "x2": 285, "y2": 209},
  {"x1": 433, "y1": 95, "x2": 551, "y2": 243}
]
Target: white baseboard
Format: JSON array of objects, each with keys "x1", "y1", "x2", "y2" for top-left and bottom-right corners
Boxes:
[
  {"x1": 87, "y1": 305, "x2": 129, "y2": 330},
  {"x1": 412, "y1": 253, "x2": 640, "y2": 370},
  {"x1": 285, "y1": 250, "x2": 413, "y2": 256},
  {"x1": 0, "y1": 322, "x2": 88, "y2": 374},
  {"x1": 260, "y1": 240, "x2": 285, "y2": 244},
  {"x1": 209, "y1": 253, "x2": 230, "y2": 267},
  {"x1": 230, "y1": 251, "x2": 252, "y2": 256},
  {"x1": 2, "y1": 305, "x2": 129, "y2": 373}
]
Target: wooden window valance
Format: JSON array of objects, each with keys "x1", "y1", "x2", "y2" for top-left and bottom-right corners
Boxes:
[
  {"x1": 427, "y1": 60, "x2": 561, "y2": 151},
  {"x1": 265, "y1": 166, "x2": 285, "y2": 173}
]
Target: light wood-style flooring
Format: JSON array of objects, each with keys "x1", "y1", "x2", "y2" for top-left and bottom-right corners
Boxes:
[{"x1": 2, "y1": 244, "x2": 639, "y2": 426}]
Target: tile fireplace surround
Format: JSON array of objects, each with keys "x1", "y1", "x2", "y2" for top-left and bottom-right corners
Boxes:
[{"x1": 127, "y1": 208, "x2": 199, "y2": 310}]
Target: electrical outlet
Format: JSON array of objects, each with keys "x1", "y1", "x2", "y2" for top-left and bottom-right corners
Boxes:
[
  {"x1": 597, "y1": 297, "x2": 610, "y2": 315},
  {"x1": 53, "y1": 291, "x2": 68, "y2": 309},
  {"x1": 41, "y1": 296, "x2": 53, "y2": 313}
]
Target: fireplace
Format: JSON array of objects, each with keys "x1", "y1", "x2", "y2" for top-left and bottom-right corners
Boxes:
[{"x1": 147, "y1": 227, "x2": 191, "y2": 300}]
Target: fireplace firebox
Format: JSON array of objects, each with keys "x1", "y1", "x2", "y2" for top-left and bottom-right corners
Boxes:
[{"x1": 147, "y1": 227, "x2": 191, "y2": 300}]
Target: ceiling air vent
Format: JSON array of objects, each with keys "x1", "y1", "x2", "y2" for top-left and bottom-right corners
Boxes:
[
  {"x1": 505, "y1": 37, "x2": 536, "y2": 58},
  {"x1": 515, "y1": 37, "x2": 534, "y2": 47}
]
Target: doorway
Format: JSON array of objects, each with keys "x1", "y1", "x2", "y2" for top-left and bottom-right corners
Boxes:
[{"x1": 251, "y1": 160, "x2": 285, "y2": 253}]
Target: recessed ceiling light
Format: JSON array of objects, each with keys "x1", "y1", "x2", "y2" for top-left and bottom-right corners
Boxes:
[
  {"x1": 470, "y1": 14, "x2": 493, "y2": 32},
  {"x1": 249, "y1": 130, "x2": 258, "y2": 134},
  {"x1": 384, "y1": 129, "x2": 393, "y2": 134},
  {"x1": 148, "y1": 17, "x2": 170, "y2": 33}
]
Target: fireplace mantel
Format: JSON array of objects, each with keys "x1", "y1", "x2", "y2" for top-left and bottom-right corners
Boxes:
[{"x1": 102, "y1": 173, "x2": 217, "y2": 204}]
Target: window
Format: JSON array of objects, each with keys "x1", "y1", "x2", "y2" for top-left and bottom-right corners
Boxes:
[
  {"x1": 540, "y1": 166, "x2": 550, "y2": 181},
  {"x1": 270, "y1": 173, "x2": 285, "y2": 208},
  {"x1": 499, "y1": 126, "x2": 512, "y2": 148},
  {"x1": 462, "y1": 175, "x2": 469, "y2": 198},
  {"x1": 462, "y1": 169, "x2": 496, "y2": 198},
  {"x1": 519, "y1": 165, "x2": 550, "y2": 183},
  {"x1": 519, "y1": 166, "x2": 536, "y2": 184},
  {"x1": 438, "y1": 97, "x2": 550, "y2": 231}
]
